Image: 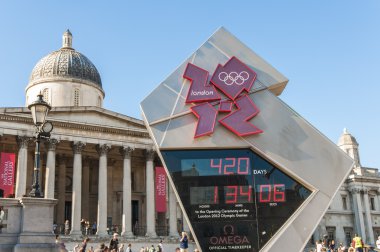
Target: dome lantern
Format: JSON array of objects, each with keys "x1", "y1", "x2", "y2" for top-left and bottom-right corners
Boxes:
[{"x1": 62, "y1": 29, "x2": 73, "y2": 49}]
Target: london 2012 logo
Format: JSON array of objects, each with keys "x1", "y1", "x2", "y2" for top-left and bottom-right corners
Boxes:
[{"x1": 183, "y1": 56, "x2": 263, "y2": 138}]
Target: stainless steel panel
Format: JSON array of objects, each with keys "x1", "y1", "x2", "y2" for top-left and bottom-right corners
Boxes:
[
  {"x1": 140, "y1": 27, "x2": 353, "y2": 252},
  {"x1": 263, "y1": 192, "x2": 331, "y2": 252},
  {"x1": 208, "y1": 27, "x2": 288, "y2": 95},
  {"x1": 140, "y1": 81, "x2": 180, "y2": 123}
]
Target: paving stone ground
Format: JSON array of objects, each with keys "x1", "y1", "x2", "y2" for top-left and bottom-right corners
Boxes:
[{"x1": 61, "y1": 238, "x2": 197, "y2": 252}]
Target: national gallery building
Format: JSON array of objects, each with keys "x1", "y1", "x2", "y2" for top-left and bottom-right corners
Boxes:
[{"x1": 0, "y1": 31, "x2": 181, "y2": 238}]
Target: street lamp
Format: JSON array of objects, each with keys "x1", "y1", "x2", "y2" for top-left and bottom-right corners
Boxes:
[{"x1": 28, "y1": 93, "x2": 53, "y2": 197}]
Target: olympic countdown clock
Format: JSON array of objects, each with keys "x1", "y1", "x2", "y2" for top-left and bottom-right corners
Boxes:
[{"x1": 140, "y1": 27, "x2": 353, "y2": 252}]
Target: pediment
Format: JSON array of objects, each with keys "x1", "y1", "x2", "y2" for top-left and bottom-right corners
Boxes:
[
  {"x1": 48, "y1": 106, "x2": 145, "y2": 131},
  {"x1": 0, "y1": 106, "x2": 147, "y2": 133}
]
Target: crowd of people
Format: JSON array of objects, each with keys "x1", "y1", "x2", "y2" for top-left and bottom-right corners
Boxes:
[
  {"x1": 314, "y1": 233, "x2": 380, "y2": 252},
  {"x1": 55, "y1": 231, "x2": 201, "y2": 252}
]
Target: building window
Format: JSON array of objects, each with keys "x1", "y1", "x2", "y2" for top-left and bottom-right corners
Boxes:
[
  {"x1": 342, "y1": 196, "x2": 348, "y2": 210},
  {"x1": 374, "y1": 229, "x2": 380, "y2": 241},
  {"x1": 43, "y1": 88, "x2": 49, "y2": 104},
  {"x1": 370, "y1": 197, "x2": 375, "y2": 211},
  {"x1": 74, "y1": 88, "x2": 80, "y2": 106},
  {"x1": 326, "y1": 226, "x2": 336, "y2": 241},
  {"x1": 344, "y1": 227, "x2": 353, "y2": 247}
]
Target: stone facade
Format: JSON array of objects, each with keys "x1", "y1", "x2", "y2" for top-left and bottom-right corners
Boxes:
[
  {"x1": 313, "y1": 129, "x2": 380, "y2": 247},
  {"x1": 0, "y1": 31, "x2": 186, "y2": 248}
]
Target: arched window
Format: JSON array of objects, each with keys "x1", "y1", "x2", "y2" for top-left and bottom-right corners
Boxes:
[
  {"x1": 43, "y1": 88, "x2": 49, "y2": 104},
  {"x1": 74, "y1": 88, "x2": 80, "y2": 106}
]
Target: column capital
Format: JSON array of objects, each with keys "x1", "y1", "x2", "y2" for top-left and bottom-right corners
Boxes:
[
  {"x1": 349, "y1": 187, "x2": 362, "y2": 194},
  {"x1": 145, "y1": 149, "x2": 155, "y2": 161},
  {"x1": 96, "y1": 144, "x2": 111, "y2": 156},
  {"x1": 72, "y1": 141, "x2": 86, "y2": 154},
  {"x1": 45, "y1": 138, "x2": 60, "y2": 151},
  {"x1": 120, "y1": 146, "x2": 134, "y2": 159},
  {"x1": 16, "y1": 136, "x2": 31, "y2": 149}
]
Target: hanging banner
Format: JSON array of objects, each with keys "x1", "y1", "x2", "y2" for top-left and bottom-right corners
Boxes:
[
  {"x1": 0, "y1": 152, "x2": 16, "y2": 197},
  {"x1": 155, "y1": 167, "x2": 167, "y2": 212}
]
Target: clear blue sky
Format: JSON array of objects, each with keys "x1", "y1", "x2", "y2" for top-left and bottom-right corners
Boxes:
[{"x1": 0, "y1": 1, "x2": 379, "y2": 169}]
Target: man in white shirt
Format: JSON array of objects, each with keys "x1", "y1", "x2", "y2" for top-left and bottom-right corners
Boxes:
[
  {"x1": 376, "y1": 236, "x2": 380, "y2": 249},
  {"x1": 316, "y1": 240, "x2": 323, "y2": 252}
]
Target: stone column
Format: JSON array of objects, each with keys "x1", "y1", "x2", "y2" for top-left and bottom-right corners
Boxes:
[
  {"x1": 70, "y1": 141, "x2": 85, "y2": 236},
  {"x1": 96, "y1": 144, "x2": 111, "y2": 237},
  {"x1": 145, "y1": 149, "x2": 157, "y2": 238},
  {"x1": 82, "y1": 158, "x2": 90, "y2": 221},
  {"x1": 44, "y1": 138, "x2": 59, "y2": 199},
  {"x1": 351, "y1": 188, "x2": 365, "y2": 237},
  {"x1": 363, "y1": 189, "x2": 374, "y2": 244},
  {"x1": 376, "y1": 189, "x2": 380, "y2": 213},
  {"x1": 169, "y1": 182, "x2": 178, "y2": 237},
  {"x1": 56, "y1": 155, "x2": 66, "y2": 225},
  {"x1": 120, "y1": 146, "x2": 134, "y2": 237},
  {"x1": 15, "y1": 136, "x2": 31, "y2": 198}
]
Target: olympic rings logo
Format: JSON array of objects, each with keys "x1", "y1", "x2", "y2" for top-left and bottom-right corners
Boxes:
[{"x1": 218, "y1": 71, "x2": 250, "y2": 86}]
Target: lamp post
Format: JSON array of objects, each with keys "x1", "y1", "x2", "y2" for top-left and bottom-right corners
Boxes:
[{"x1": 28, "y1": 93, "x2": 53, "y2": 197}]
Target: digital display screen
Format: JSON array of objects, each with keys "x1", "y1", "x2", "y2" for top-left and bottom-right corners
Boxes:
[{"x1": 162, "y1": 149, "x2": 311, "y2": 252}]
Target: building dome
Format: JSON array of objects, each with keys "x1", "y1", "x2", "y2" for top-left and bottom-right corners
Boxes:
[
  {"x1": 338, "y1": 128, "x2": 361, "y2": 168},
  {"x1": 28, "y1": 30, "x2": 102, "y2": 88},
  {"x1": 338, "y1": 128, "x2": 358, "y2": 147},
  {"x1": 26, "y1": 30, "x2": 105, "y2": 108}
]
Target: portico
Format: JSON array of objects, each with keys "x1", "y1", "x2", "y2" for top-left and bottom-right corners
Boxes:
[{"x1": 0, "y1": 30, "x2": 183, "y2": 239}]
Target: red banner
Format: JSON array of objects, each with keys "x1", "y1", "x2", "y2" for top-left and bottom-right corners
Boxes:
[
  {"x1": 155, "y1": 167, "x2": 167, "y2": 212},
  {"x1": 0, "y1": 152, "x2": 16, "y2": 197}
]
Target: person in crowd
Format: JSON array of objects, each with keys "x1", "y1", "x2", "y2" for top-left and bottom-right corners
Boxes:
[
  {"x1": 352, "y1": 233, "x2": 364, "y2": 252},
  {"x1": 139, "y1": 247, "x2": 145, "y2": 252},
  {"x1": 94, "y1": 243, "x2": 106, "y2": 252},
  {"x1": 85, "y1": 220, "x2": 91, "y2": 235},
  {"x1": 118, "y1": 243, "x2": 125, "y2": 252},
  {"x1": 109, "y1": 233, "x2": 119, "y2": 251},
  {"x1": 55, "y1": 234, "x2": 68, "y2": 252},
  {"x1": 80, "y1": 218, "x2": 86, "y2": 234},
  {"x1": 316, "y1": 240, "x2": 323, "y2": 252},
  {"x1": 175, "y1": 248, "x2": 180, "y2": 252},
  {"x1": 148, "y1": 245, "x2": 155, "y2": 252},
  {"x1": 125, "y1": 243, "x2": 132, "y2": 252},
  {"x1": 338, "y1": 242, "x2": 346, "y2": 252},
  {"x1": 0, "y1": 206, "x2": 5, "y2": 233},
  {"x1": 179, "y1": 231, "x2": 188, "y2": 252},
  {"x1": 376, "y1": 236, "x2": 380, "y2": 249},
  {"x1": 53, "y1": 221, "x2": 58, "y2": 234},
  {"x1": 157, "y1": 240, "x2": 163, "y2": 252},
  {"x1": 92, "y1": 222, "x2": 97, "y2": 235},
  {"x1": 348, "y1": 247, "x2": 355, "y2": 252},
  {"x1": 328, "y1": 239, "x2": 335, "y2": 252},
  {"x1": 64, "y1": 220, "x2": 70, "y2": 235},
  {"x1": 193, "y1": 249, "x2": 199, "y2": 252},
  {"x1": 77, "y1": 237, "x2": 90, "y2": 252}
]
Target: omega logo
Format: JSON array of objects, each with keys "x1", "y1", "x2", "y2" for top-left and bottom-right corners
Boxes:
[{"x1": 209, "y1": 225, "x2": 250, "y2": 245}]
